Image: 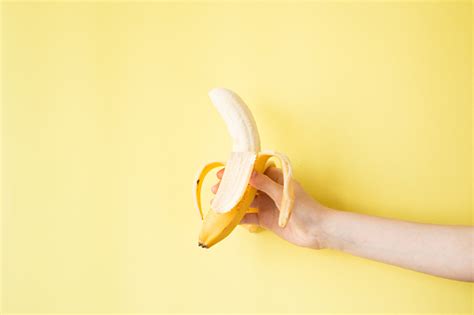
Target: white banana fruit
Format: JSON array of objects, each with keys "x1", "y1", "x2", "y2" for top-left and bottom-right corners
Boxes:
[{"x1": 194, "y1": 88, "x2": 295, "y2": 248}]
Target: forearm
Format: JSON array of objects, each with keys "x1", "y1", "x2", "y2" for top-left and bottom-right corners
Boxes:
[{"x1": 316, "y1": 208, "x2": 474, "y2": 281}]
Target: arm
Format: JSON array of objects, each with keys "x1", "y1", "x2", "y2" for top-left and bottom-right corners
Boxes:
[
  {"x1": 212, "y1": 168, "x2": 474, "y2": 282},
  {"x1": 317, "y1": 209, "x2": 473, "y2": 282}
]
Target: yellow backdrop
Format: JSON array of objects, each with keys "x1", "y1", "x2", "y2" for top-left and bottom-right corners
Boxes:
[{"x1": 2, "y1": 1, "x2": 472, "y2": 314}]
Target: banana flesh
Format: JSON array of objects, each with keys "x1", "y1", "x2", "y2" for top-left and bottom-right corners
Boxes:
[
  {"x1": 194, "y1": 88, "x2": 295, "y2": 248},
  {"x1": 210, "y1": 88, "x2": 260, "y2": 213}
]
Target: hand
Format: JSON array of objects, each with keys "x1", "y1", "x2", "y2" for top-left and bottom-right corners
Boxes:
[{"x1": 212, "y1": 167, "x2": 330, "y2": 249}]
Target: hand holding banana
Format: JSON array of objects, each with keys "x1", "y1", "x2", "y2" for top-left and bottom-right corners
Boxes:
[{"x1": 212, "y1": 166, "x2": 329, "y2": 249}]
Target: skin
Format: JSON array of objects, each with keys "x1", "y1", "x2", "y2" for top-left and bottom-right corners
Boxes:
[{"x1": 212, "y1": 167, "x2": 474, "y2": 282}]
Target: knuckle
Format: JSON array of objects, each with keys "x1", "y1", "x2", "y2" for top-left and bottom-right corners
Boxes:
[
  {"x1": 250, "y1": 172, "x2": 265, "y2": 186},
  {"x1": 265, "y1": 166, "x2": 281, "y2": 177}
]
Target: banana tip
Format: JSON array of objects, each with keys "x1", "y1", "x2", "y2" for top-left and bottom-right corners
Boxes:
[{"x1": 198, "y1": 242, "x2": 208, "y2": 249}]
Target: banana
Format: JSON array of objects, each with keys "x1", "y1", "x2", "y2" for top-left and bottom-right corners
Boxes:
[
  {"x1": 194, "y1": 161, "x2": 224, "y2": 220},
  {"x1": 194, "y1": 88, "x2": 295, "y2": 248}
]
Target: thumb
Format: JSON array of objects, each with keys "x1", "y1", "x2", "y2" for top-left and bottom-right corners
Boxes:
[{"x1": 249, "y1": 171, "x2": 283, "y2": 210}]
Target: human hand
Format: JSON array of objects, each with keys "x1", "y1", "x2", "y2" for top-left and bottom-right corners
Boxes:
[{"x1": 212, "y1": 167, "x2": 330, "y2": 249}]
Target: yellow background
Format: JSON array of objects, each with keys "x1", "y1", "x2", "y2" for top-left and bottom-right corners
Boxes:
[{"x1": 1, "y1": 1, "x2": 472, "y2": 313}]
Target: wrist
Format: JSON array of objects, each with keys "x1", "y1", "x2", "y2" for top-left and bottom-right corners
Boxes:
[{"x1": 309, "y1": 205, "x2": 338, "y2": 250}]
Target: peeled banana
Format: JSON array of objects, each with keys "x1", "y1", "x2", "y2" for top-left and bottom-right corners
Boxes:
[{"x1": 194, "y1": 88, "x2": 295, "y2": 248}]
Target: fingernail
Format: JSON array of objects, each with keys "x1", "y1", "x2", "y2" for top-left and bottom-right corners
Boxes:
[{"x1": 251, "y1": 171, "x2": 257, "y2": 179}]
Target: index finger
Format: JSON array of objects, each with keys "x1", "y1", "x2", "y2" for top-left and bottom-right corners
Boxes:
[
  {"x1": 264, "y1": 166, "x2": 284, "y2": 185},
  {"x1": 218, "y1": 166, "x2": 283, "y2": 183}
]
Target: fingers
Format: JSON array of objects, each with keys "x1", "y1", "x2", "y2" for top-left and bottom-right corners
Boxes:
[
  {"x1": 264, "y1": 166, "x2": 284, "y2": 184},
  {"x1": 250, "y1": 194, "x2": 259, "y2": 208},
  {"x1": 239, "y1": 204, "x2": 278, "y2": 230},
  {"x1": 211, "y1": 182, "x2": 220, "y2": 194},
  {"x1": 214, "y1": 166, "x2": 283, "y2": 189},
  {"x1": 216, "y1": 168, "x2": 224, "y2": 179},
  {"x1": 213, "y1": 168, "x2": 283, "y2": 213},
  {"x1": 249, "y1": 171, "x2": 283, "y2": 210},
  {"x1": 210, "y1": 168, "x2": 225, "y2": 195},
  {"x1": 211, "y1": 169, "x2": 224, "y2": 194},
  {"x1": 240, "y1": 213, "x2": 259, "y2": 225}
]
